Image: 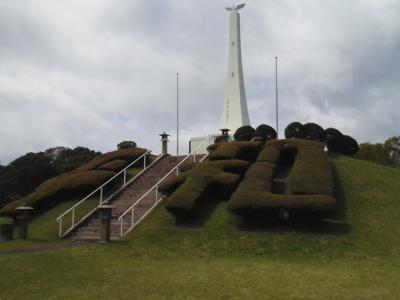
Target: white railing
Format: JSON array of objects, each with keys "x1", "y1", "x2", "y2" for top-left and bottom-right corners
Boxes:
[
  {"x1": 118, "y1": 136, "x2": 214, "y2": 237},
  {"x1": 56, "y1": 150, "x2": 151, "y2": 237}
]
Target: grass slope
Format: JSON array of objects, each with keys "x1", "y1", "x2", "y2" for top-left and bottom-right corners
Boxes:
[{"x1": 0, "y1": 155, "x2": 400, "y2": 299}]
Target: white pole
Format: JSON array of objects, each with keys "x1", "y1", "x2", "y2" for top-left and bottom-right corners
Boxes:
[
  {"x1": 176, "y1": 72, "x2": 179, "y2": 156},
  {"x1": 275, "y1": 56, "x2": 279, "y2": 138}
]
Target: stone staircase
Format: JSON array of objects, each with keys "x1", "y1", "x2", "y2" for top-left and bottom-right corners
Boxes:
[{"x1": 67, "y1": 154, "x2": 203, "y2": 241}]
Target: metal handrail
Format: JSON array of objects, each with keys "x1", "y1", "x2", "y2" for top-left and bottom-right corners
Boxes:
[
  {"x1": 56, "y1": 150, "x2": 151, "y2": 237},
  {"x1": 118, "y1": 136, "x2": 214, "y2": 236}
]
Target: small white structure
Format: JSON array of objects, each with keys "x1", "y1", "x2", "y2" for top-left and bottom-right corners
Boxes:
[
  {"x1": 189, "y1": 4, "x2": 250, "y2": 154},
  {"x1": 221, "y1": 3, "x2": 250, "y2": 133}
]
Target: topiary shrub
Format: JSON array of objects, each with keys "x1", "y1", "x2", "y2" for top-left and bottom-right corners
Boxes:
[
  {"x1": 228, "y1": 139, "x2": 336, "y2": 221},
  {"x1": 325, "y1": 128, "x2": 343, "y2": 139},
  {"x1": 303, "y1": 123, "x2": 326, "y2": 142},
  {"x1": 327, "y1": 135, "x2": 359, "y2": 156},
  {"x1": 255, "y1": 124, "x2": 277, "y2": 142},
  {"x1": 207, "y1": 143, "x2": 220, "y2": 153},
  {"x1": 98, "y1": 160, "x2": 127, "y2": 172},
  {"x1": 160, "y1": 159, "x2": 250, "y2": 219},
  {"x1": 74, "y1": 148, "x2": 147, "y2": 172},
  {"x1": 341, "y1": 135, "x2": 360, "y2": 156},
  {"x1": 234, "y1": 125, "x2": 255, "y2": 141},
  {"x1": 285, "y1": 122, "x2": 304, "y2": 139},
  {"x1": 117, "y1": 141, "x2": 137, "y2": 150},
  {"x1": 209, "y1": 141, "x2": 262, "y2": 162},
  {"x1": 0, "y1": 170, "x2": 116, "y2": 216}
]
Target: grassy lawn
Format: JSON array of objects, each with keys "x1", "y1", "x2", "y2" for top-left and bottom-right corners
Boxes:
[{"x1": 0, "y1": 156, "x2": 399, "y2": 299}]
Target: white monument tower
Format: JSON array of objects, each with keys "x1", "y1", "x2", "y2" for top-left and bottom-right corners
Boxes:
[
  {"x1": 189, "y1": 3, "x2": 250, "y2": 154},
  {"x1": 221, "y1": 3, "x2": 250, "y2": 133}
]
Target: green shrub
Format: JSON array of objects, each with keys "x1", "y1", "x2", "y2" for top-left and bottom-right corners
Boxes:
[
  {"x1": 327, "y1": 135, "x2": 359, "y2": 156},
  {"x1": 303, "y1": 123, "x2": 326, "y2": 142},
  {"x1": 178, "y1": 162, "x2": 196, "y2": 173},
  {"x1": 255, "y1": 124, "x2": 277, "y2": 141},
  {"x1": 75, "y1": 148, "x2": 147, "y2": 172},
  {"x1": 287, "y1": 141, "x2": 333, "y2": 195},
  {"x1": 325, "y1": 127, "x2": 342, "y2": 139},
  {"x1": 206, "y1": 143, "x2": 220, "y2": 153},
  {"x1": 234, "y1": 126, "x2": 255, "y2": 141},
  {"x1": 209, "y1": 141, "x2": 262, "y2": 162},
  {"x1": 117, "y1": 141, "x2": 137, "y2": 150},
  {"x1": 163, "y1": 159, "x2": 250, "y2": 219},
  {"x1": 284, "y1": 122, "x2": 304, "y2": 139},
  {"x1": 0, "y1": 170, "x2": 115, "y2": 216},
  {"x1": 228, "y1": 139, "x2": 336, "y2": 220},
  {"x1": 98, "y1": 160, "x2": 127, "y2": 172}
]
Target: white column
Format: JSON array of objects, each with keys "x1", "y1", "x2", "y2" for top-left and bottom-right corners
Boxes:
[{"x1": 221, "y1": 8, "x2": 250, "y2": 133}]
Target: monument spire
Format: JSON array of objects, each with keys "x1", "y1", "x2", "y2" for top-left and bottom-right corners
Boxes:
[{"x1": 221, "y1": 3, "x2": 250, "y2": 133}]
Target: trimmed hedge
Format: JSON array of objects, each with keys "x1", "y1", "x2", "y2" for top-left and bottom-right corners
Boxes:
[
  {"x1": 303, "y1": 123, "x2": 326, "y2": 142},
  {"x1": 327, "y1": 135, "x2": 359, "y2": 156},
  {"x1": 234, "y1": 126, "x2": 255, "y2": 141},
  {"x1": 161, "y1": 159, "x2": 250, "y2": 219},
  {"x1": 228, "y1": 139, "x2": 336, "y2": 219},
  {"x1": 74, "y1": 148, "x2": 147, "y2": 172},
  {"x1": 209, "y1": 141, "x2": 262, "y2": 162},
  {"x1": 255, "y1": 124, "x2": 277, "y2": 141},
  {"x1": 0, "y1": 170, "x2": 116, "y2": 216},
  {"x1": 98, "y1": 160, "x2": 128, "y2": 172},
  {"x1": 285, "y1": 122, "x2": 304, "y2": 139}
]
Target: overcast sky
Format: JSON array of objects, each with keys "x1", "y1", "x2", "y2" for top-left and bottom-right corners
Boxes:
[{"x1": 1, "y1": 0, "x2": 399, "y2": 164}]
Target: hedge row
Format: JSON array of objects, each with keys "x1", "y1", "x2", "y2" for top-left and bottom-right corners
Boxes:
[
  {"x1": 228, "y1": 139, "x2": 336, "y2": 219},
  {"x1": 160, "y1": 159, "x2": 250, "y2": 219},
  {"x1": 0, "y1": 148, "x2": 149, "y2": 216},
  {"x1": 0, "y1": 170, "x2": 115, "y2": 216},
  {"x1": 208, "y1": 141, "x2": 262, "y2": 162}
]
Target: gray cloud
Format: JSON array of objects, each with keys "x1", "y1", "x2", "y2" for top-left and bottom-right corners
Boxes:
[{"x1": 0, "y1": 0, "x2": 399, "y2": 164}]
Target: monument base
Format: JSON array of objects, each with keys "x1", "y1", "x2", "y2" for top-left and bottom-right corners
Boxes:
[{"x1": 189, "y1": 135, "x2": 218, "y2": 155}]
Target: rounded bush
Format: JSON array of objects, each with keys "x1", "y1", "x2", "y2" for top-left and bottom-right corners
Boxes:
[
  {"x1": 285, "y1": 122, "x2": 304, "y2": 139},
  {"x1": 234, "y1": 126, "x2": 255, "y2": 141},
  {"x1": 117, "y1": 141, "x2": 137, "y2": 150},
  {"x1": 255, "y1": 124, "x2": 277, "y2": 141},
  {"x1": 341, "y1": 135, "x2": 360, "y2": 156},
  {"x1": 327, "y1": 135, "x2": 359, "y2": 156},
  {"x1": 325, "y1": 128, "x2": 343, "y2": 139},
  {"x1": 303, "y1": 123, "x2": 326, "y2": 142}
]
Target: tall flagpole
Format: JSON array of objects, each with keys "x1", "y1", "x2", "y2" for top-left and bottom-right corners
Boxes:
[
  {"x1": 275, "y1": 56, "x2": 279, "y2": 138},
  {"x1": 176, "y1": 72, "x2": 179, "y2": 156}
]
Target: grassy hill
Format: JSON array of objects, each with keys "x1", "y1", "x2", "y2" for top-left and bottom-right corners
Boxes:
[{"x1": 0, "y1": 155, "x2": 400, "y2": 299}]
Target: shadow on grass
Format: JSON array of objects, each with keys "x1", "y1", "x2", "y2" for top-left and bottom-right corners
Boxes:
[{"x1": 172, "y1": 193, "x2": 229, "y2": 228}]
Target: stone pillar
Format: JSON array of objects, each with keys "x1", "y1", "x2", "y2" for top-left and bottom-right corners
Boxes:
[
  {"x1": 98, "y1": 205, "x2": 114, "y2": 243},
  {"x1": 160, "y1": 132, "x2": 170, "y2": 155},
  {"x1": 14, "y1": 206, "x2": 33, "y2": 240}
]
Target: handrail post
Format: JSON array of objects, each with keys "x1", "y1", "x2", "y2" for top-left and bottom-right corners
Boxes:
[
  {"x1": 99, "y1": 187, "x2": 103, "y2": 205},
  {"x1": 123, "y1": 169, "x2": 127, "y2": 186},
  {"x1": 72, "y1": 208, "x2": 75, "y2": 226},
  {"x1": 120, "y1": 217, "x2": 123, "y2": 237},
  {"x1": 131, "y1": 207, "x2": 134, "y2": 230},
  {"x1": 144, "y1": 154, "x2": 147, "y2": 169},
  {"x1": 156, "y1": 185, "x2": 158, "y2": 203},
  {"x1": 59, "y1": 218, "x2": 63, "y2": 237}
]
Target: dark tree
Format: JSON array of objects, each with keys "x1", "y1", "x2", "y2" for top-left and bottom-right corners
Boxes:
[
  {"x1": 284, "y1": 122, "x2": 304, "y2": 139},
  {"x1": 11, "y1": 152, "x2": 54, "y2": 194},
  {"x1": 234, "y1": 126, "x2": 255, "y2": 141},
  {"x1": 117, "y1": 141, "x2": 137, "y2": 150},
  {"x1": 255, "y1": 124, "x2": 277, "y2": 142},
  {"x1": 50, "y1": 147, "x2": 101, "y2": 173}
]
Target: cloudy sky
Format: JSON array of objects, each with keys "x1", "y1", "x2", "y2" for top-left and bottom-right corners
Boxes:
[{"x1": 1, "y1": 0, "x2": 399, "y2": 164}]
